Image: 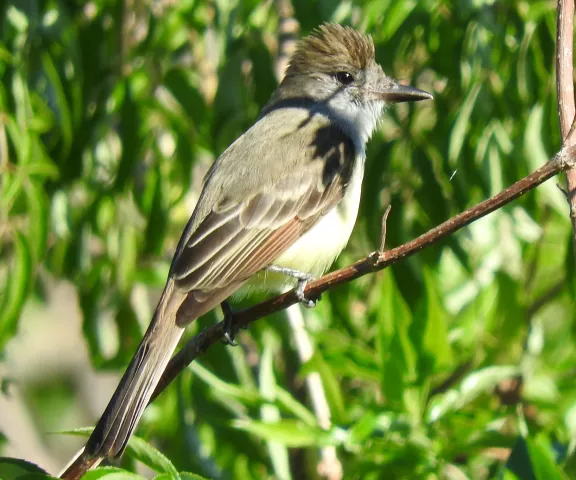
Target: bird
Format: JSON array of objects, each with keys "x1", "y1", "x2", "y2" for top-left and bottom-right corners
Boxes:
[{"x1": 60, "y1": 22, "x2": 432, "y2": 478}]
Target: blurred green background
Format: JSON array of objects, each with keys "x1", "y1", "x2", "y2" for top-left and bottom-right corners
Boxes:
[{"x1": 1, "y1": 0, "x2": 575, "y2": 479}]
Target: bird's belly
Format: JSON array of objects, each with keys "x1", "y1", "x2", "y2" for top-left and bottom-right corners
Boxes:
[
  {"x1": 245, "y1": 159, "x2": 364, "y2": 293},
  {"x1": 274, "y1": 201, "x2": 356, "y2": 275}
]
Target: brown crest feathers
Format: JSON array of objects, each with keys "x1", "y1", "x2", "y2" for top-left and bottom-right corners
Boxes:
[{"x1": 285, "y1": 23, "x2": 375, "y2": 78}]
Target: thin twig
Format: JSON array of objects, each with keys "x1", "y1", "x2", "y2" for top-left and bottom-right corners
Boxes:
[
  {"x1": 151, "y1": 150, "x2": 575, "y2": 402},
  {"x1": 379, "y1": 205, "x2": 392, "y2": 253},
  {"x1": 556, "y1": 0, "x2": 576, "y2": 257}
]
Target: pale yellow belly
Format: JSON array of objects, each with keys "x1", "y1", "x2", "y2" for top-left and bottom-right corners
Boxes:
[{"x1": 242, "y1": 157, "x2": 365, "y2": 294}]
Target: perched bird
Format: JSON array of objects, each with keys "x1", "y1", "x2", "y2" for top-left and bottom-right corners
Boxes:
[{"x1": 61, "y1": 23, "x2": 432, "y2": 477}]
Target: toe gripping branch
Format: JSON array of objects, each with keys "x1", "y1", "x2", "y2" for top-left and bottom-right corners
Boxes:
[
  {"x1": 221, "y1": 301, "x2": 242, "y2": 346},
  {"x1": 221, "y1": 265, "x2": 320, "y2": 345},
  {"x1": 265, "y1": 265, "x2": 319, "y2": 308}
]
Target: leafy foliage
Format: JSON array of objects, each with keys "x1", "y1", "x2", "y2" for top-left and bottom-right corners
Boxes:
[{"x1": 1, "y1": 0, "x2": 575, "y2": 479}]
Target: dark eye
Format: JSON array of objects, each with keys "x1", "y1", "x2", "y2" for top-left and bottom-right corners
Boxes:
[{"x1": 335, "y1": 71, "x2": 355, "y2": 85}]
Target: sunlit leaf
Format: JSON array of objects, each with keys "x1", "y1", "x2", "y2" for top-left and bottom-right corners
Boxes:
[
  {"x1": 524, "y1": 105, "x2": 567, "y2": 216},
  {"x1": 83, "y1": 467, "x2": 146, "y2": 480},
  {"x1": 58, "y1": 428, "x2": 179, "y2": 477},
  {"x1": 232, "y1": 420, "x2": 337, "y2": 448},
  {"x1": 449, "y1": 82, "x2": 481, "y2": 166},
  {"x1": 190, "y1": 362, "x2": 261, "y2": 405},
  {"x1": 0, "y1": 231, "x2": 32, "y2": 350},
  {"x1": 302, "y1": 351, "x2": 346, "y2": 424},
  {"x1": 0, "y1": 457, "x2": 51, "y2": 479}
]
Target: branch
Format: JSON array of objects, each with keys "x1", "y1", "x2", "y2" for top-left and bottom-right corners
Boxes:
[
  {"x1": 151, "y1": 149, "x2": 576, "y2": 402},
  {"x1": 556, "y1": 0, "x2": 576, "y2": 256}
]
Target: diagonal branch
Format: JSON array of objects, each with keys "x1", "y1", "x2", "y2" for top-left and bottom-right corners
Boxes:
[
  {"x1": 151, "y1": 148, "x2": 576, "y2": 402},
  {"x1": 556, "y1": 0, "x2": 576, "y2": 256}
]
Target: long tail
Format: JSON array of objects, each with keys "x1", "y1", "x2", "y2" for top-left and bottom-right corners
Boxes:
[{"x1": 60, "y1": 280, "x2": 187, "y2": 479}]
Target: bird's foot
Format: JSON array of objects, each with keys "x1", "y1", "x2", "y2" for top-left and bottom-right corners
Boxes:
[
  {"x1": 266, "y1": 265, "x2": 321, "y2": 308},
  {"x1": 221, "y1": 301, "x2": 247, "y2": 346}
]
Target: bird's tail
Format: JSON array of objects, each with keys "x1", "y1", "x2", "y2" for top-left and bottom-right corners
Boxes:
[{"x1": 60, "y1": 280, "x2": 187, "y2": 479}]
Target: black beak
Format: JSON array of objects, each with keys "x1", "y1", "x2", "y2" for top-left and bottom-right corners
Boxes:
[{"x1": 379, "y1": 81, "x2": 433, "y2": 103}]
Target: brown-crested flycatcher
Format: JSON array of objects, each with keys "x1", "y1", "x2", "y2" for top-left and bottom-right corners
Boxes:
[{"x1": 62, "y1": 23, "x2": 432, "y2": 475}]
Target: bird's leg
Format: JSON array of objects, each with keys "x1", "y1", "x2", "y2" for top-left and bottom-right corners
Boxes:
[
  {"x1": 266, "y1": 265, "x2": 320, "y2": 308},
  {"x1": 221, "y1": 301, "x2": 247, "y2": 346},
  {"x1": 222, "y1": 265, "x2": 321, "y2": 345}
]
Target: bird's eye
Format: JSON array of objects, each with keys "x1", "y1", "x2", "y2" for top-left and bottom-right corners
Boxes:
[{"x1": 335, "y1": 71, "x2": 355, "y2": 85}]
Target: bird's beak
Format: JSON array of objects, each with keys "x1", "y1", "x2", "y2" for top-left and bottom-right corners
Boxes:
[{"x1": 378, "y1": 81, "x2": 433, "y2": 103}]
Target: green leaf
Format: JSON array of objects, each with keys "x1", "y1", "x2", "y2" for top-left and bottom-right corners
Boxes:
[
  {"x1": 24, "y1": 180, "x2": 49, "y2": 261},
  {"x1": 82, "y1": 467, "x2": 146, "y2": 480},
  {"x1": 348, "y1": 411, "x2": 378, "y2": 446},
  {"x1": 41, "y1": 53, "x2": 73, "y2": 157},
  {"x1": 125, "y1": 433, "x2": 180, "y2": 477},
  {"x1": 0, "y1": 231, "x2": 32, "y2": 350},
  {"x1": 524, "y1": 105, "x2": 566, "y2": 216},
  {"x1": 21, "y1": 161, "x2": 60, "y2": 179},
  {"x1": 0, "y1": 170, "x2": 24, "y2": 212},
  {"x1": 414, "y1": 268, "x2": 453, "y2": 373},
  {"x1": 116, "y1": 222, "x2": 138, "y2": 294},
  {"x1": 190, "y1": 362, "x2": 261, "y2": 405},
  {"x1": 6, "y1": 5, "x2": 29, "y2": 31},
  {"x1": 84, "y1": 473, "x2": 146, "y2": 480},
  {"x1": 377, "y1": 271, "x2": 419, "y2": 414},
  {"x1": 476, "y1": 367, "x2": 521, "y2": 400},
  {"x1": 302, "y1": 351, "x2": 346, "y2": 424},
  {"x1": 163, "y1": 69, "x2": 207, "y2": 128},
  {"x1": 259, "y1": 330, "x2": 290, "y2": 480},
  {"x1": 274, "y1": 386, "x2": 317, "y2": 426},
  {"x1": 0, "y1": 457, "x2": 52, "y2": 479},
  {"x1": 380, "y1": 1, "x2": 417, "y2": 41},
  {"x1": 449, "y1": 82, "x2": 481, "y2": 166},
  {"x1": 115, "y1": 81, "x2": 141, "y2": 190},
  {"x1": 58, "y1": 428, "x2": 178, "y2": 477},
  {"x1": 506, "y1": 436, "x2": 566, "y2": 480},
  {"x1": 155, "y1": 474, "x2": 207, "y2": 480},
  {"x1": 178, "y1": 474, "x2": 211, "y2": 480},
  {"x1": 428, "y1": 365, "x2": 521, "y2": 421},
  {"x1": 318, "y1": 330, "x2": 380, "y2": 382},
  {"x1": 231, "y1": 420, "x2": 337, "y2": 448}
]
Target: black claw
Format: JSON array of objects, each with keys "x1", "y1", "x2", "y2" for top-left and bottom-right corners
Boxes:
[
  {"x1": 222, "y1": 329, "x2": 238, "y2": 347},
  {"x1": 221, "y1": 302, "x2": 240, "y2": 346}
]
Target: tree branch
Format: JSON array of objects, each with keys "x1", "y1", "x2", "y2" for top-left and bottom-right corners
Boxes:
[
  {"x1": 151, "y1": 149, "x2": 576, "y2": 402},
  {"x1": 556, "y1": 0, "x2": 576, "y2": 256}
]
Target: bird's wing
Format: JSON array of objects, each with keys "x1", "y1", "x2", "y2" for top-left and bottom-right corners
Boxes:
[{"x1": 170, "y1": 111, "x2": 357, "y2": 324}]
